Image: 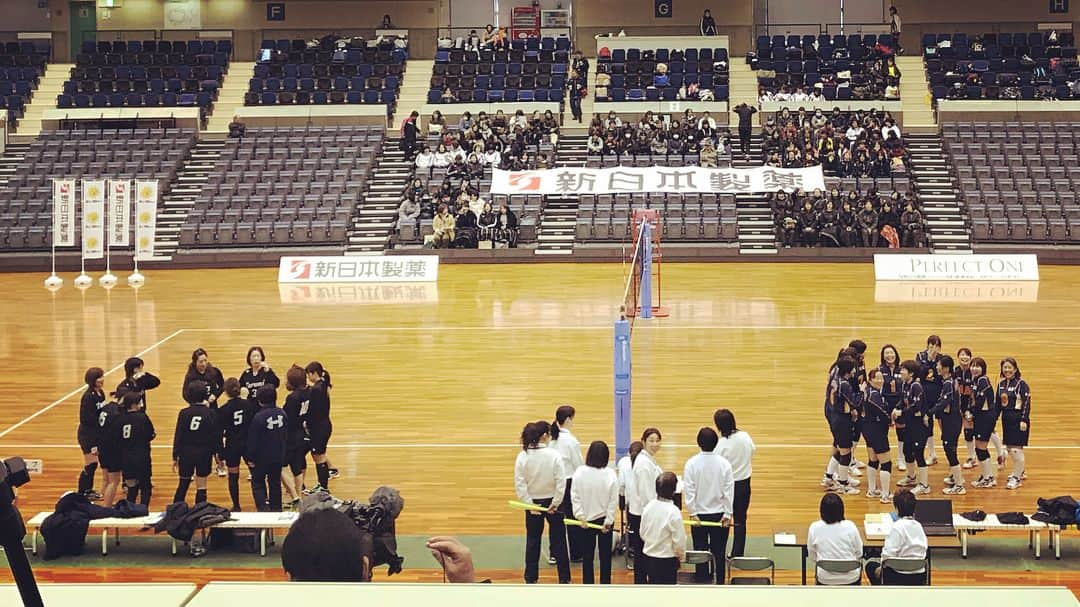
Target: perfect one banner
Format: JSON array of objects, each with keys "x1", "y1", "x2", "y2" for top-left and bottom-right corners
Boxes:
[
  {"x1": 108, "y1": 179, "x2": 132, "y2": 247},
  {"x1": 52, "y1": 179, "x2": 76, "y2": 247},
  {"x1": 490, "y1": 165, "x2": 826, "y2": 195},
  {"x1": 81, "y1": 179, "x2": 106, "y2": 260},
  {"x1": 134, "y1": 180, "x2": 158, "y2": 260},
  {"x1": 873, "y1": 254, "x2": 1040, "y2": 281}
]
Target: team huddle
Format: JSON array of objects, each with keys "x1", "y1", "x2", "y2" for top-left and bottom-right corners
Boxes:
[
  {"x1": 75, "y1": 347, "x2": 337, "y2": 512},
  {"x1": 823, "y1": 336, "x2": 1033, "y2": 502}
]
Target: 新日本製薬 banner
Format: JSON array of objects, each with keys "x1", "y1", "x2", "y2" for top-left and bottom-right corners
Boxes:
[{"x1": 491, "y1": 165, "x2": 825, "y2": 195}]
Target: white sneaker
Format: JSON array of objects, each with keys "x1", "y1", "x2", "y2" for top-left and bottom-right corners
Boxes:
[
  {"x1": 837, "y1": 484, "x2": 861, "y2": 495},
  {"x1": 897, "y1": 460, "x2": 907, "y2": 471},
  {"x1": 879, "y1": 492, "x2": 894, "y2": 504},
  {"x1": 849, "y1": 465, "x2": 863, "y2": 477},
  {"x1": 866, "y1": 489, "x2": 881, "y2": 499},
  {"x1": 820, "y1": 475, "x2": 833, "y2": 487},
  {"x1": 927, "y1": 456, "x2": 939, "y2": 466},
  {"x1": 943, "y1": 474, "x2": 955, "y2": 487},
  {"x1": 851, "y1": 458, "x2": 866, "y2": 469},
  {"x1": 1005, "y1": 475, "x2": 1022, "y2": 490},
  {"x1": 962, "y1": 458, "x2": 976, "y2": 469},
  {"x1": 846, "y1": 477, "x2": 861, "y2": 488},
  {"x1": 896, "y1": 476, "x2": 918, "y2": 487},
  {"x1": 973, "y1": 476, "x2": 997, "y2": 489},
  {"x1": 943, "y1": 484, "x2": 966, "y2": 495},
  {"x1": 912, "y1": 484, "x2": 931, "y2": 496}
]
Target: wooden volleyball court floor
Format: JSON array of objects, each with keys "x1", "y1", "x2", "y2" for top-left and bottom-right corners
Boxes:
[{"x1": 0, "y1": 263, "x2": 1077, "y2": 590}]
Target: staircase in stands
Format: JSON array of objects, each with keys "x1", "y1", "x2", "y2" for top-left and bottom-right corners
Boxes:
[
  {"x1": 345, "y1": 137, "x2": 411, "y2": 254},
  {"x1": 14, "y1": 63, "x2": 73, "y2": 138},
  {"x1": 536, "y1": 133, "x2": 588, "y2": 255},
  {"x1": 906, "y1": 133, "x2": 972, "y2": 252},
  {"x1": 153, "y1": 135, "x2": 227, "y2": 259},
  {"x1": 0, "y1": 142, "x2": 30, "y2": 188},
  {"x1": 205, "y1": 61, "x2": 255, "y2": 134},
  {"x1": 731, "y1": 134, "x2": 777, "y2": 254}
]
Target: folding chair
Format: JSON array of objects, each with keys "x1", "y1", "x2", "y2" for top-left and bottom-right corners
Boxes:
[
  {"x1": 677, "y1": 550, "x2": 716, "y2": 585},
  {"x1": 727, "y1": 556, "x2": 775, "y2": 585},
  {"x1": 881, "y1": 557, "x2": 929, "y2": 585},
  {"x1": 815, "y1": 559, "x2": 863, "y2": 585}
]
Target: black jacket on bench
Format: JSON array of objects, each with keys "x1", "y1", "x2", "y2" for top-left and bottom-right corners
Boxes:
[{"x1": 41, "y1": 493, "x2": 148, "y2": 560}]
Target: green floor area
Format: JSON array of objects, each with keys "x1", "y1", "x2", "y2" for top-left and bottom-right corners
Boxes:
[{"x1": 3, "y1": 534, "x2": 1077, "y2": 572}]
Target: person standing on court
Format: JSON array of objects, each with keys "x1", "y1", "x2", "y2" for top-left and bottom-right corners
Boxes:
[
  {"x1": 570, "y1": 440, "x2": 618, "y2": 584},
  {"x1": 182, "y1": 348, "x2": 225, "y2": 408},
  {"x1": 930, "y1": 356, "x2": 966, "y2": 495},
  {"x1": 639, "y1": 471, "x2": 686, "y2": 584},
  {"x1": 77, "y1": 367, "x2": 107, "y2": 500},
  {"x1": 239, "y1": 347, "x2": 279, "y2": 408},
  {"x1": 218, "y1": 378, "x2": 256, "y2": 511},
  {"x1": 304, "y1": 362, "x2": 334, "y2": 493},
  {"x1": 515, "y1": 421, "x2": 571, "y2": 584},
  {"x1": 915, "y1": 335, "x2": 942, "y2": 465},
  {"x1": 247, "y1": 385, "x2": 287, "y2": 512},
  {"x1": 997, "y1": 357, "x2": 1032, "y2": 490},
  {"x1": 115, "y1": 357, "x2": 161, "y2": 412},
  {"x1": 683, "y1": 427, "x2": 734, "y2": 583},
  {"x1": 733, "y1": 103, "x2": 757, "y2": 158},
  {"x1": 714, "y1": 408, "x2": 755, "y2": 557},
  {"x1": 117, "y1": 390, "x2": 155, "y2": 506},
  {"x1": 173, "y1": 380, "x2": 220, "y2": 504},
  {"x1": 550, "y1": 405, "x2": 584, "y2": 561},
  {"x1": 699, "y1": 9, "x2": 718, "y2": 36},
  {"x1": 629, "y1": 428, "x2": 664, "y2": 583},
  {"x1": 281, "y1": 366, "x2": 310, "y2": 505}
]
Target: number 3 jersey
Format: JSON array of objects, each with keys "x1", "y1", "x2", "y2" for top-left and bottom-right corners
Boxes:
[{"x1": 172, "y1": 404, "x2": 220, "y2": 460}]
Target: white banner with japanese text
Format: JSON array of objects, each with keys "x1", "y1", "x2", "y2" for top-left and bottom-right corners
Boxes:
[
  {"x1": 278, "y1": 255, "x2": 440, "y2": 283},
  {"x1": 108, "y1": 179, "x2": 131, "y2": 247},
  {"x1": 81, "y1": 179, "x2": 106, "y2": 260},
  {"x1": 52, "y1": 179, "x2": 76, "y2": 247},
  {"x1": 874, "y1": 254, "x2": 1040, "y2": 281},
  {"x1": 490, "y1": 165, "x2": 826, "y2": 195},
  {"x1": 134, "y1": 180, "x2": 158, "y2": 260}
]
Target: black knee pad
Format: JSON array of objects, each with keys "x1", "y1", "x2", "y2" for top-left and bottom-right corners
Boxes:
[
  {"x1": 868, "y1": 460, "x2": 880, "y2": 469},
  {"x1": 964, "y1": 428, "x2": 975, "y2": 442},
  {"x1": 976, "y1": 448, "x2": 990, "y2": 461},
  {"x1": 880, "y1": 461, "x2": 892, "y2": 473},
  {"x1": 839, "y1": 453, "x2": 852, "y2": 466}
]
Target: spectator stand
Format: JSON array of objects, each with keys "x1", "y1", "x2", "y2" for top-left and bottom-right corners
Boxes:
[
  {"x1": 750, "y1": 33, "x2": 901, "y2": 103},
  {"x1": 428, "y1": 37, "x2": 569, "y2": 107},
  {"x1": 593, "y1": 35, "x2": 731, "y2": 122},
  {"x1": 0, "y1": 38, "x2": 50, "y2": 131}
]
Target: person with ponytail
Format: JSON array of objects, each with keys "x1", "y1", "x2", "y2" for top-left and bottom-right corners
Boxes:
[
  {"x1": 929, "y1": 355, "x2": 965, "y2": 495},
  {"x1": 172, "y1": 380, "x2": 219, "y2": 505},
  {"x1": 281, "y1": 366, "x2": 310, "y2": 506},
  {"x1": 218, "y1": 377, "x2": 256, "y2": 510},
  {"x1": 879, "y1": 345, "x2": 906, "y2": 472},
  {"x1": 76, "y1": 367, "x2": 106, "y2": 500},
  {"x1": 97, "y1": 386, "x2": 128, "y2": 506},
  {"x1": 628, "y1": 427, "x2": 663, "y2": 583},
  {"x1": 997, "y1": 357, "x2": 1031, "y2": 490},
  {"x1": 118, "y1": 390, "x2": 155, "y2": 506},
  {"x1": 514, "y1": 421, "x2": 571, "y2": 584},
  {"x1": 969, "y1": 357, "x2": 1000, "y2": 488},
  {"x1": 549, "y1": 405, "x2": 583, "y2": 562},
  {"x1": 895, "y1": 360, "x2": 931, "y2": 495},
  {"x1": 954, "y1": 348, "x2": 977, "y2": 470},
  {"x1": 304, "y1": 361, "x2": 335, "y2": 493},
  {"x1": 115, "y1": 356, "x2": 161, "y2": 412}
]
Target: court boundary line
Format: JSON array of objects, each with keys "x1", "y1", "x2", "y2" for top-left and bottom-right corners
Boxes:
[
  {"x1": 180, "y1": 326, "x2": 1080, "y2": 332},
  {"x1": 0, "y1": 328, "x2": 187, "y2": 440},
  {"x1": 1, "y1": 442, "x2": 1077, "y2": 450}
]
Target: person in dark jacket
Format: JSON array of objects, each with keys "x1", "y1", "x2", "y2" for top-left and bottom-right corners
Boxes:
[
  {"x1": 401, "y1": 110, "x2": 420, "y2": 160},
  {"x1": 182, "y1": 348, "x2": 225, "y2": 408},
  {"x1": 454, "y1": 202, "x2": 479, "y2": 248},
  {"x1": 304, "y1": 362, "x2": 334, "y2": 494},
  {"x1": 218, "y1": 378, "x2": 256, "y2": 511},
  {"x1": 700, "y1": 9, "x2": 718, "y2": 36},
  {"x1": 568, "y1": 71, "x2": 586, "y2": 123},
  {"x1": 239, "y1": 346, "x2": 280, "y2": 408},
  {"x1": 496, "y1": 202, "x2": 519, "y2": 247},
  {"x1": 118, "y1": 390, "x2": 156, "y2": 506},
  {"x1": 900, "y1": 201, "x2": 926, "y2": 247},
  {"x1": 797, "y1": 200, "x2": 818, "y2": 247},
  {"x1": 115, "y1": 356, "x2": 161, "y2": 412},
  {"x1": 282, "y1": 366, "x2": 310, "y2": 506},
  {"x1": 173, "y1": 381, "x2": 220, "y2": 505},
  {"x1": 857, "y1": 200, "x2": 880, "y2": 247},
  {"x1": 247, "y1": 385, "x2": 287, "y2": 512},
  {"x1": 77, "y1": 366, "x2": 106, "y2": 501},
  {"x1": 733, "y1": 103, "x2": 757, "y2": 157}
]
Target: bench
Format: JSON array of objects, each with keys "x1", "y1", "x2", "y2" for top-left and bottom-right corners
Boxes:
[
  {"x1": 865, "y1": 512, "x2": 1049, "y2": 559},
  {"x1": 26, "y1": 511, "x2": 299, "y2": 557}
]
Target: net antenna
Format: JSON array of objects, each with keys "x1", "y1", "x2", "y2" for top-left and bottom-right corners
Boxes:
[{"x1": 622, "y1": 209, "x2": 670, "y2": 322}]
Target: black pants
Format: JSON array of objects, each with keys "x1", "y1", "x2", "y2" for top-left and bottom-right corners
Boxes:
[
  {"x1": 628, "y1": 512, "x2": 647, "y2": 583},
  {"x1": 739, "y1": 127, "x2": 751, "y2": 155},
  {"x1": 250, "y1": 462, "x2": 282, "y2": 512},
  {"x1": 570, "y1": 96, "x2": 582, "y2": 121},
  {"x1": 731, "y1": 478, "x2": 751, "y2": 557},
  {"x1": 691, "y1": 512, "x2": 730, "y2": 583},
  {"x1": 644, "y1": 555, "x2": 679, "y2": 584},
  {"x1": 524, "y1": 498, "x2": 571, "y2": 583},
  {"x1": 865, "y1": 561, "x2": 926, "y2": 585},
  {"x1": 560, "y1": 482, "x2": 582, "y2": 560},
  {"x1": 576, "y1": 517, "x2": 613, "y2": 584}
]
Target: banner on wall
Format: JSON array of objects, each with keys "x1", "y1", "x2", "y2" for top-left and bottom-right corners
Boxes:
[
  {"x1": 490, "y1": 165, "x2": 826, "y2": 195},
  {"x1": 873, "y1": 254, "x2": 1040, "y2": 281},
  {"x1": 52, "y1": 179, "x2": 76, "y2": 247},
  {"x1": 163, "y1": 0, "x2": 202, "y2": 30},
  {"x1": 278, "y1": 256, "x2": 440, "y2": 283},
  {"x1": 81, "y1": 179, "x2": 105, "y2": 260},
  {"x1": 108, "y1": 179, "x2": 131, "y2": 247},
  {"x1": 134, "y1": 180, "x2": 158, "y2": 260}
]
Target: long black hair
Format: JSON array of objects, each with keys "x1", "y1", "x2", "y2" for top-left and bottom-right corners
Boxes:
[
  {"x1": 550, "y1": 405, "x2": 575, "y2": 440},
  {"x1": 305, "y1": 361, "x2": 332, "y2": 388},
  {"x1": 520, "y1": 421, "x2": 551, "y2": 450},
  {"x1": 123, "y1": 356, "x2": 143, "y2": 380}
]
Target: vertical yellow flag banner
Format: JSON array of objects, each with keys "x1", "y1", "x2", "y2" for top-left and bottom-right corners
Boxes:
[
  {"x1": 109, "y1": 179, "x2": 132, "y2": 247},
  {"x1": 82, "y1": 179, "x2": 106, "y2": 260},
  {"x1": 135, "y1": 180, "x2": 158, "y2": 260}
]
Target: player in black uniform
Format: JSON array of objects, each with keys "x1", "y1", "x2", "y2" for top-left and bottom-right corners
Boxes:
[
  {"x1": 218, "y1": 378, "x2": 256, "y2": 511},
  {"x1": 97, "y1": 386, "x2": 128, "y2": 505},
  {"x1": 115, "y1": 357, "x2": 161, "y2": 412},
  {"x1": 915, "y1": 335, "x2": 942, "y2": 465},
  {"x1": 282, "y1": 366, "x2": 310, "y2": 506},
  {"x1": 895, "y1": 360, "x2": 931, "y2": 495},
  {"x1": 930, "y1": 355, "x2": 966, "y2": 495},
  {"x1": 183, "y1": 348, "x2": 226, "y2": 406},
  {"x1": 173, "y1": 381, "x2": 220, "y2": 504},
  {"x1": 304, "y1": 361, "x2": 334, "y2": 492},
  {"x1": 997, "y1": 357, "x2": 1032, "y2": 490},
  {"x1": 879, "y1": 344, "x2": 905, "y2": 472},
  {"x1": 247, "y1": 385, "x2": 288, "y2": 512},
  {"x1": 77, "y1": 367, "x2": 107, "y2": 500},
  {"x1": 825, "y1": 357, "x2": 862, "y2": 495},
  {"x1": 954, "y1": 348, "x2": 976, "y2": 470},
  {"x1": 239, "y1": 346, "x2": 280, "y2": 407},
  {"x1": 969, "y1": 357, "x2": 1000, "y2": 488},
  {"x1": 862, "y1": 368, "x2": 893, "y2": 503},
  {"x1": 118, "y1": 390, "x2": 156, "y2": 506},
  {"x1": 821, "y1": 348, "x2": 861, "y2": 490},
  {"x1": 846, "y1": 340, "x2": 869, "y2": 477}
]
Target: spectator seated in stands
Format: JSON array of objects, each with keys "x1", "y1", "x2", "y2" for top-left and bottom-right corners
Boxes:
[
  {"x1": 428, "y1": 110, "x2": 446, "y2": 135},
  {"x1": 396, "y1": 190, "x2": 422, "y2": 234},
  {"x1": 453, "y1": 201, "x2": 479, "y2": 248},
  {"x1": 227, "y1": 117, "x2": 245, "y2": 139},
  {"x1": 751, "y1": 33, "x2": 899, "y2": 101},
  {"x1": 496, "y1": 201, "x2": 520, "y2": 247},
  {"x1": 763, "y1": 107, "x2": 910, "y2": 177},
  {"x1": 772, "y1": 188, "x2": 917, "y2": 249},
  {"x1": 432, "y1": 203, "x2": 455, "y2": 248},
  {"x1": 585, "y1": 110, "x2": 727, "y2": 166}
]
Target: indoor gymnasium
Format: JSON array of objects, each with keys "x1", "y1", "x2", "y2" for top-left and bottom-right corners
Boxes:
[{"x1": 0, "y1": 1, "x2": 1078, "y2": 606}]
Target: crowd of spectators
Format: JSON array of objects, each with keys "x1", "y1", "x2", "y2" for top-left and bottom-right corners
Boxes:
[
  {"x1": 585, "y1": 109, "x2": 732, "y2": 164},
  {"x1": 770, "y1": 188, "x2": 926, "y2": 249},
  {"x1": 752, "y1": 35, "x2": 901, "y2": 101},
  {"x1": 761, "y1": 108, "x2": 909, "y2": 177}
]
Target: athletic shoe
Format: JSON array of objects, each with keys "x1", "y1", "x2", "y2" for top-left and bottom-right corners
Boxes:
[
  {"x1": 896, "y1": 460, "x2": 907, "y2": 472},
  {"x1": 328, "y1": 467, "x2": 340, "y2": 480},
  {"x1": 819, "y1": 475, "x2": 833, "y2": 487},
  {"x1": 927, "y1": 456, "x2": 939, "y2": 466},
  {"x1": 962, "y1": 458, "x2": 976, "y2": 469},
  {"x1": 912, "y1": 484, "x2": 931, "y2": 496},
  {"x1": 848, "y1": 465, "x2": 863, "y2": 477},
  {"x1": 895, "y1": 476, "x2": 918, "y2": 487},
  {"x1": 836, "y1": 484, "x2": 860, "y2": 496},
  {"x1": 1005, "y1": 475, "x2": 1022, "y2": 490},
  {"x1": 943, "y1": 474, "x2": 955, "y2": 487},
  {"x1": 973, "y1": 476, "x2": 997, "y2": 489},
  {"x1": 846, "y1": 477, "x2": 861, "y2": 487},
  {"x1": 865, "y1": 489, "x2": 881, "y2": 499},
  {"x1": 303, "y1": 484, "x2": 327, "y2": 496},
  {"x1": 943, "y1": 484, "x2": 967, "y2": 495},
  {"x1": 879, "y1": 492, "x2": 894, "y2": 504},
  {"x1": 216, "y1": 464, "x2": 227, "y2": 477},
  {"x1": 851, "y1": 458, "x2": 866, "y2": 469},
  {"x1": 547, "y1": 556, "x2": 558, "y2": 565}
]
